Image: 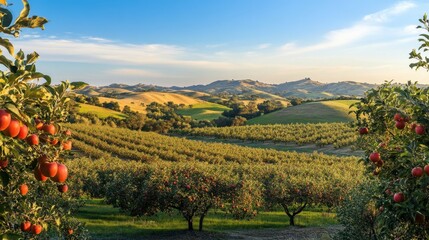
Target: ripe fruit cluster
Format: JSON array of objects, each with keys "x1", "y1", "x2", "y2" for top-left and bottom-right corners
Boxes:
[
  {"x1": 0, "y1": 108, "x2": 73, "y2": 236},
  {"x1": 20, "y1": 221, "x2": 42, "y2": 235}
]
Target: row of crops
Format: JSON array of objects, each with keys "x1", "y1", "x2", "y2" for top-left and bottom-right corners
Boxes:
[
  {"x1": 173, "y1": 123, "x2": 357, "y2": 148},
  {"x1": 65, "y1": 123, "x2": 364, "y2": 230}
]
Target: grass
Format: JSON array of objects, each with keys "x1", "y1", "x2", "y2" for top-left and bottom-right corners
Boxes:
[
  {"x1": 76, "y1": 199, "x2": 337, "y2": 239},
  {"x1": 98, "y1": 92, "x2": 203, "y2": 113},
  {"x1": 173, "y1": 135, "x2": 361, "y2": 156},
  {"x1": 176, "y1": 102, "x2": 231, "y2": 120},
  {"x1": 78, "y1": 103, "x2": 127, "y2": 119},
  {"x1": 247, "y1": 100, "x2": 358, "y2": 125}
]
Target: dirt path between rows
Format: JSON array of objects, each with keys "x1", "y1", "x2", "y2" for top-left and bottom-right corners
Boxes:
[{"x1": 134, "y1": 225, "x2": 343, "y2": 240}]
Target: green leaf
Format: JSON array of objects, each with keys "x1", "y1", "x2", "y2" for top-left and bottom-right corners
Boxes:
[
  {"x1": 4, "y1": 103, "x2": 20, "y2": 115},
  {"x1": 14, "y1": 0, "x2": 30, "y2": 24},
  {"x1": 26, "y1": 51, "x2": 38, "y2": 64},
  {"x1": 0, "y1": 233, "x2": 22, "y2": 240},
  {"x1": 0, "y1": 55, "x2": 10, "y2": 68},
  {"x1": 0, "y1": 37, "x2": 13, "y2": 56},
  {"x1": 15, "y1": 49, "x2": 24, "y2": 61}
]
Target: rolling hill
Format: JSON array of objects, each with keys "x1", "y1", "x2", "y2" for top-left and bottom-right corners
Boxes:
[
  {"x1": 176, "y1": 102, "x2": 231, "y2": 121},
  {"x1": 78, "y1": 103, "x2": 128, "y2": 119},
  {"x1": 97, "y1": 91, "x2": 204, "y2": 113},
  {"x1": 178, "y1": 78, "x2": 378, "y2": 99},
  {"x1": 247, "y1": 100, "x2": 357, "y2": 124}
]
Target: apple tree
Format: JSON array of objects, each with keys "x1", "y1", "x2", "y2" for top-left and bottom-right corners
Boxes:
[
  {"x1": 352, "y1": 17, "x2": 429, "y2": 236},
  {"x1": 0, "y1": 1, "x2": 87, "y2": 239}
]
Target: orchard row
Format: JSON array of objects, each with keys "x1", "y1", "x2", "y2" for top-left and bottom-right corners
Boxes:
[
  {"x1": 173, "y1": 123, "x2": 356, "y2": 148},
  {"x1": 67, "y1": 156, "x2": 364, "y2": 230},
  {"x1": 66, "y1": 123, "x2": 358, "y2": 166}
]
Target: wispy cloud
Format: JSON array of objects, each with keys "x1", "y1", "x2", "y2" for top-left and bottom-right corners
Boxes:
[
  {"x1": 363, "y1": 1, "x2": 415, "y2": 23},
  {"x1": 109, "y1": 68, "x2": 165, "y2": 78},
  {"x1": 13, "y1": 38, "x2": 233, "y2": 70},
  {"x1": 257, "y1": 43, "x2": 271, "y2": 49},
  {"x1": 280, "y1": 1, "x2": 416, "y2": 54}
]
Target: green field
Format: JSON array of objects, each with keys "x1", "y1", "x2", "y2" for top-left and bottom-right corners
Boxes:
[
  {"x1": 247, "y1": 100, "x2": 357, "y2": 124},
  {"x1": 78, "y1": 103, "x2": 128, "y2": 119},
  {"x1": 76, "y1": 199, "x2": 336, "y2": 239},
  {"x1": 176, "y1": 102, "x2": 231, "y2": 120}
]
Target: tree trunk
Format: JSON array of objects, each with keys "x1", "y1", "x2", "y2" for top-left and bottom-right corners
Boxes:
[
  {"x1": 282, "y1": 202, "x2": 308, "y2": 226},
  {"x1": 187, "y1": 218, "x2": 194, "y2": 231},
  {"x1": 199, "y1": 214, "x2": 205, "y2": 231},
  {"x1": 289, "y1": 215, "x2": 295, "y2": 226}
]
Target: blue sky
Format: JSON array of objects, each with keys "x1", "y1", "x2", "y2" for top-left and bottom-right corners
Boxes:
[{"x1": 6, "y1": 0, "x2": 429, "y2": 86}]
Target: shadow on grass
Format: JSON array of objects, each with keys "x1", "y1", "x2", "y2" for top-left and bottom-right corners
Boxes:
[{"x1": 77, "y1": 199, "x2": 337, "y2": 239}]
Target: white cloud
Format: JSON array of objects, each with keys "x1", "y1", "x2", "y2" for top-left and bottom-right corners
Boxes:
[
  {"x1": 257, "y1": 43, "x2": 271, "y2": 49},
  {"x1": 83, "y1": 36, "x2": 113, "y2": 43},
  {"x1": 109, "y1": 68, "x2": 165, "y2": 77},
  {"x1": 363, "y1": 2, "x2": 415, "y2": 23},
  {"x1": 13, "y1": 38, "x2": 233, "y2": 70},
  {"x1": 403, "y1": 24, "x2": 423, "y2": 35},
  {"x1": 280, "y1": 42, "x2": 296, "y2": 51},
  {"x1": 280, "y1": 1, "x2": 416, "y2": 54}
]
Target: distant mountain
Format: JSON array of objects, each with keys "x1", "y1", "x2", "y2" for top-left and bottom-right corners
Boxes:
[
  {"x1": 176, "y1": 79, "x2": 275, "y2": 95},
  {"x1": 77, "y1": 78, "x2": 385, "y2": 101},
  {"x1": 178, "y1": 78, "x2": 377, "y2": 99}
]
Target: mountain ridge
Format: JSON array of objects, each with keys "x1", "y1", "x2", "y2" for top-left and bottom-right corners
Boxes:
[{"x1": 77, "y1": 78, "x2": 399, "y2": 100}]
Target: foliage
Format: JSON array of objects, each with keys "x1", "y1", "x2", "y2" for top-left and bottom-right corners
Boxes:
[
  {"x1": 0, "y1": 1, "x2": 86, "y2": 238},
  {"x1": 352, "y1": 81, "x2": 429, "y2": 238},
  {"x1": 65, "y1": 122, "x2": 363, "y2": 230},
  {"x1": 335, "y1": 181, "x2": 380, "y2": 240},
  {"x1": 66, "y1": 123, "x2": 360, "y2": 165},
  {"x1": 174, "y1": 122, "x2": 356, "y2": 148}
]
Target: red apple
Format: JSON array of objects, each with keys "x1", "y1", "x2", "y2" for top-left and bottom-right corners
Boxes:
[
  {"x1": 31, "y1": 224, "x2": 42, "y2": 235},
  {"x1": 34, "y1": 167, "x2": 48, "y2": 182},
  {"x1": 58, "y1": 184, "x2": 68, "y2": 193},
  {"x1": 42, "y1": 124, "x2": 56, "y2": 135},
  {"x1": 64, "y1": 129, "x2": 72, "y2": 136},
  {"x1": 17, "y1": 124, "x2": 28, "y2": 139},
  {"x1": 0, "y1": 109, "x2": 11, "y2": 131},
  {"x1": 51, "y1": 163, "x2": 68, "y2": 183},
  {"x1": 359, "y1": 127, "x2": 369, "y2": 135},
  {"x1": 20, "y1": 221, "x2": 31, "y2": 232},
  {"x1": 19, "y1": 184, "x2": 28, "y2": 195},
  {"x1": 0, "y1": 158, "x2": 8, "y2": 169},
  {"x1": 412, "y1": 167, "x2": 424, "y2": 177},
  {"x1": 395, "y1": 121, "x2": 406, "y2": 129},
  {"x1": 68, "y1": 228, "x2": 74, "y2": 235},
  {"x1": 415, "y1": 125, "x2": 425, "y2": 135},
  {"x1": 40, "y1": 162, "x2": 58, "y2": 178},
  {"x1": 425, "y1": 165, "x2": 429, "y2": 176},
  {"x1": 376, "y1": 160, "x2": 384, "y2": 167},
  {"x1": 62, "y1": 140, "x2": 72, "y2": 151},
  {"x1": 369, "y1": 152, "x2": 381, "y2": 163},
  {"x1": 393, "y1": 192, "x2": 405, "y2": 203},
  {"x1": 27, "y1": 134, "x2": 39, "y2": 145},
  {"x1": 4, "y1": 119, "x2": 20, "y2": 137},
  {"x1": 394, "y1": 113, "x2": 403, "y2": 122},
  {"x1": 50, "y1": 138, "x2": 59, "y2": 145}
]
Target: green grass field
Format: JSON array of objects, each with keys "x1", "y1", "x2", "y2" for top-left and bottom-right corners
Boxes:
[
  {"x1": 247, "y1": 100, "x2": 357, "y2": 125},
  {"x1": 76, "y1": 199, "x2": 337, "y2": 239},
  {"x1": 78, "y1": 103, "x2": 128, "y2": 119},
  {"x1": 176, "y1": 102, "x2": 231, "y2": 120}
]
